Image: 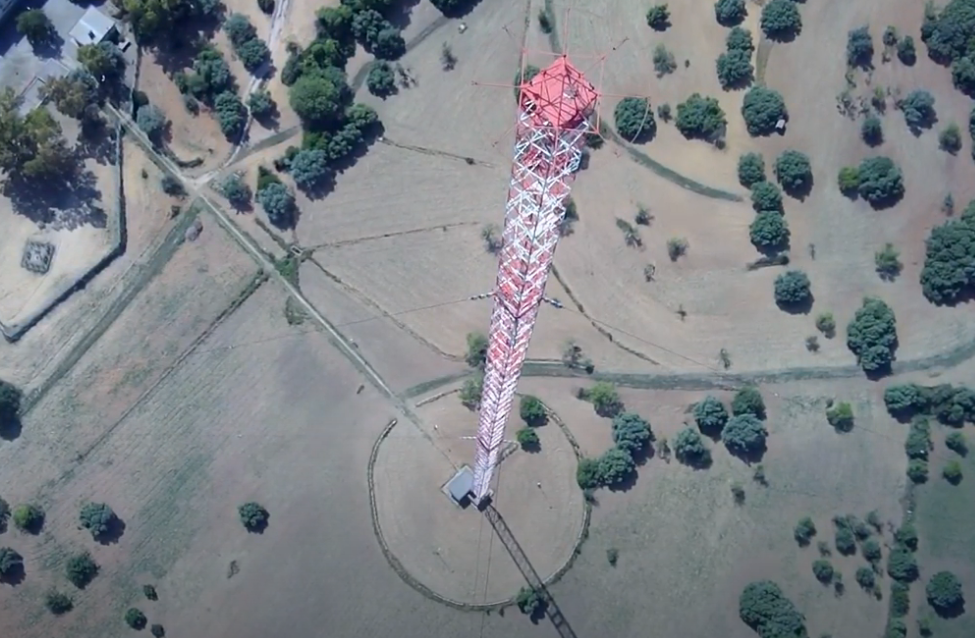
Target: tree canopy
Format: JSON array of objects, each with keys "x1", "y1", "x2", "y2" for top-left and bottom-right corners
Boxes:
[
  {"x1": 673, "y1": 427, "x2": 711, "y2": 466},
  {"x1": 738, "y1": 580, "x2": 807, "y2": 638},
  {"x1": 846, "y1": 297, "x2": 897, "y2": 373},
  {"x1": 675, "y1": 93, "x2": 727, "y2": 142},
  {"x1": 0, "y1": 89, "x2": 75, "y2": 184},
  {"x1": 861, "y1": 115, "x2": 883, "y2": 146},
  {"x1": 290, "y1": 149, "x2": 330, "y2": 189},
  {"x1": 367, "y1": 61, "x2": 397, "y2": 97},
  {"x1": 79, "y1": 503, "x2": 117, "y2": 540},
  {"x1": 898, "y1": 90, "x2": 936, "y2": 132},
  {"x1": 773, "y1": 270, "x2": 812, "y2": 307},
  {"x1": 926, "y1": 571, "x2": 964, "y2": 611},
  {"x1": 722, "y1": 414, "x2": 767, "y2": 455},
  {"x1": 738, "y1": 152, "x2": 765, "y2": 187},
  {"x1": 519, "y1": 395, "x2": 547, "y2": 426},
  {"x1": 760, "y1": 0, "x2": 801, "y2": 41},
  {"x1": 714, "y1": 0, "x2": 746, "y2": 27},
  {"x1": 598, "y1": 447, "x2": 636, "y2": 486},
  {"x1": 614, "y1": 97, "x2": 656, "y2": 143},
  {"x1": 589, "y1": 382, "x2": 623, "y2": 417},
  {"x1": 921, "y1": 0, "x2": 975, "y2": 63},
  {"x1": 732, "y1": 386, "x2": 766, "y2": 419},
  {"x1": 256, "y1": 182, "x2": 296, "y2": 228},
  {"x1": 773, "y1": 150, "x2": 812, "y2": 196},
  {"x1": 727, "y1": 26, "x2": 754, "y2": 53},
  {"x1": 716, "y1": 49, "x2": 754, "y2": 89},
  {"x1": 846, "y1": 26, "x2": 874, "y2": 68},
  {"x1": 611, "y1": 412, "x2": 652, "y2": 455},
  {"x1": 750, "y1": 211, "x2": 790, "y2": 251},
  {"x1": 78, "y1": 42, "x2": 126, "y2": 80},
  {"x1": 289, "y1": 68, "x2": 353, "y2": 128},
  {"x1": 742, "y1": 86, "x2": 787, "y2": 136},
  {"x1": 17, "y1": 9, "x2": 54, "y2": 47},
  {"x1": 856, "y1": 156, "x2": 903, "y2": 207},
  {"x1": 694, "y1": 396, "x2": 729, "y2": 436},
  {"x1": 751, "y1": 181, "x2": 783, "y2": 213},
  {"x1": 39, "y1": 70, "x2": 99, "y2": 120},
  {"x1": 919, "y1": 203, "x2": 975, "y2": 304},
  {"x1": 136, "y1": 104, "x2": 168, "y2": 142}
]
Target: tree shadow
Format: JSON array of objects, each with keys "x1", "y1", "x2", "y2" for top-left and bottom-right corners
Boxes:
[
  {"x1": 606, "y1": 469, "x2": 639, "y2": 493},
  {"x1": 32, "y1": 31, "x2": 64, "y2": 60},
  {"x1": 77, "y1": 124, "x2": 118, "y2": 166},
  {"x1": 20, "y1": 512, "x2": 45, "y2": 535},
  {"x1": 776, "y1": 292, "x2": 815, "y2": 315},
  {"x1": 387, "y1": 0, "x2": 423, "y2": 30},
  {"x1": 244, "y1": 515, "x2": 269, "y2": 534},
  {"x1": 253, "y1": 105, "x2": 281, "y2": 131},
  {"x1": 3, "y1": 169, "x2": 107, "y2": 231},
  {"x1": 783, "y1": 175, "x2": 814, "y2": 200},
  {"x1": 727, "y1": 442, "x2": 767, "y2": 464},
  {"x1": 907, "y1": 113, "x2": 938, "y2": 137},
  {"x1": 0, "y1": 562, "x2": 25, "y2": 586},
  {"x1": 0, "y1": 413, "x2": 22, "y2": 441},
  {"x1": 434, "y1": 0, "x2": 483, "y2": 19},
  {"x1": 678, "y1": 453, "x2": 713, "y2": 470},
  {"x1": 95, "y1": 517, "x2": 126, "y2": 545},
  {"x1": 933, "y1": 599, "x2": 966, "y2": 619},
  {"x1": 520, "y1": 440, "x2": 541, "y2": 454},
  {"x1": 767, "y1": 28, "x2": 800, "y2": 44},
  {"x1": 865, "y1": 191, "x2": 905, "y2": 211}
]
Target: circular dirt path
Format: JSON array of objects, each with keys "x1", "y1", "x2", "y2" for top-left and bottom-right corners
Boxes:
[{"x1": 371, "y1": 394, "x2": 586, "y2": 607}]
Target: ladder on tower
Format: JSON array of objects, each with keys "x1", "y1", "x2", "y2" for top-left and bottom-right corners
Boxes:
[{"x1": 483, "y1": 505, "x2": 577, "y2": 638}]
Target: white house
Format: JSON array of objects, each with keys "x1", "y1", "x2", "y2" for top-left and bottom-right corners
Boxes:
[{"x1": 68, "y1": 6, "x2": 117, "y2": 46}]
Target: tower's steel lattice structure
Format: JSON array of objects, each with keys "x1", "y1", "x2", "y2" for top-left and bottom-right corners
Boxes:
[{"x1": 472, "y1": 56, "x2": 598, "y2": 503}]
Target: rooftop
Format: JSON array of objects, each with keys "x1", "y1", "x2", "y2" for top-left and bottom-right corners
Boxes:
[{"x1": 69, "y1": 6, "x2": 116, "y2": 46}]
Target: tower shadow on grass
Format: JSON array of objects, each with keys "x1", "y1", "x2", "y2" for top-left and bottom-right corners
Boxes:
[{"x1": 484, "y1": 505, "x2": 578, "y2": 638}]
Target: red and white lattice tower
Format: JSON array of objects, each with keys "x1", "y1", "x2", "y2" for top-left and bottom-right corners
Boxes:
[{"x1": 472, "y1": 56, "x2": 599, "y2": 504}]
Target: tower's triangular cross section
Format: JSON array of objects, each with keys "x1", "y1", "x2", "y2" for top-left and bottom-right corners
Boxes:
[{"x1": 471, "y1": 57, "x2": 598, "y2": 504}]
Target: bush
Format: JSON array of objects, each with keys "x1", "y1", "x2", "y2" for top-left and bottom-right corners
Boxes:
[
  {"x1": 65, "y1": 551, "x2": 99, "y2": 588},
  {"x1": 939, "y1": 122, "x2": 962, "y2": 153},
  {"x1": 675, "y1": 93, "x2": 727, "y2": 141},
  {"x1": 887, "y1": 547, "x2": 918, "y2": 582},
  {"x1": 237, "y1": 38, "x2": 271, "y2": 72},
  {"x1": 612, "y1": 412, "x2": 652, "y2": 455},
  {"x1": 459, "y1": 375, "x2": 482, "y2": 409},
  {"x1": 857, "y1": 157, "x2": 904, "y2": 208},
  {"x1": 515, "y1": 586, "x2": 544, "y2": 615},
  {"x1": 815, "y1": 312, "x2": 836, "y2": 337},
  {"x1": 646, "y1": 4, "x2": 670, "y2": 30},
  {"x1": 238, "y1": 502, "x2": 268, "y2": 530},
  {"x1": 824, "y1": 401, "x2": 854, "y2": 431},
  {"x1": 871, "y1": 243, "x2": 903, "y2": 281},
  {"x1": 151, "y1": 625, "x2": 166, "y2": 638},
  {"x1": 906, "y1": 418, "x2": 932, "y2": 459},
  {"x1": 847, "y1": 26, "x2": 874, "y2": 68},
  {"x1": 667, "y1": 237, "x2": 688, "y2": 260},
  {"x1": 727, "y1": 26, "x2": 754, "y2": 53},
  {"x1": 716, "y1": 49, "x2": 754, "y2": 89},
  {"x1": 739, "y1": 581, "x2": 807, "y2": 638},
  {"x1": 161, "y1": 174, "x2": 185, "y2": 197},
  {"x1": 813, "y1": 559, "x2": 834, "y2": 584},
  {"x1": 289, "y1": 149, "x2": 330, "y2": 189},
  {"x1": 0, "y1": 547, "x2": 22, "y2": 577},
  {"x1": 838, "y1": 166, "x2": 860, "y2": 196},
  {"x1": 214, "y1": 91, "x2": 246, "y2": 138},
  {"x1": 136, "y1": 104, "x2": 167, "y2": 142},
  {"x1": 926, "y1": 571, "x2": 963, "y2": 610},
  {"x1": 897, "y1": 35, "x2": 916, "y2": 64},
  {"x1": 714, "y1": 0, "x2": 746, "y2": 26},
  {"x1": 846, "y1": 297, "x2": 897, "y2": 373},
  {"x1": 732, "y1": 386, "x2": 765, "y2": 419},
  {"x1": 673, "y1": 427, "x2": 711, "y2": 466},
  {"x1": 774, "y1": 270, "x2": 811, "y2": 307},
  {"x1": 794, "y1": 516, "x2": 816, "y2": 545},
  {"x1": 598, "y1": 447, "x2": 636, "y2": 486},
  {"x1": 256, "y1": 182, "x2": 296, "y2": 228},
  {"x1": 248, "y1": 90, "x2": 274, "y2": 118},
  {"x1": 946, "y1": 431, "x2": 968, "y2": 454},
  {"x1": 589, "y1": 382, "x2": 622, "y2": 417},
  {"x1": 750, "y1": 181, "x2": 783, "y2": 213},
  {"x1": 890, "y1": 581, "x2": 910, "y2": 617},
  {"x1": 144, "y1": 584, "x2": 158, "y2": 600},
  {"x1": 614, "y1": 97, "x2": 655, "y2": 143},
  {"x1": 742, "y1": 87, "x2": 787, "y2": 136},
  {"x1": 516, "y1": 427, "x2": 539, "y2": 450},
  {"x1": 722, "y1": 414, "x2": 767, "y2": 455},
  {"x1": 367, "y1": 61, "x2": 397, "y2": 97},
  {"x1": 652, "y1": 44, "x2": 677, "y2": 76},
  {"x1": 12, "y1": 503, "x2": 43, "y2": 532},
  {"x1": 856, "y1": 567, "x2": 875, "y2": 590},
  {"x1": 519, "y1": 395, "x2": 546, "y2": 426},
  {"x1": 862, "y1": 537, "x2": 882, "y2": 563},
  {"x1": 907, "y1": 458, "x2": 929, "y2": 483},
  {"x1": 45, "y1": 588, "x2": 73, "y2": 615},
  {"x1": 760, "y1": 0, "x2": 801, "y2": 40},
  {"x1": 125, "y1": 607, "x2": 147, "y2": 629},
  {"x1": 920, "y1": 205, "x2": 975, "y2": 304},
  {"x1": 79, "y1": 502, "x2": 117, "y2": 540},
  {"x1": 834, "y1": 522, "x2": 856, "y2": 555},
  {"x1": 738, "y1": 152, "x2": 765, "y2": 187},
  {"x1": 694, "y1": 396, "x2": 729, "y2": 435},
  {"x1": 773, "y1": 150, "x2": 812, "y2": 196},
  {"x1": 576, "y1": 457, "x2": 601, "y2": 489},
  {"x1": 861, "y1": 115, "x2": 883, "y2": 146},
  {"x1": 943, "y1": 459, "x2": 963, "y2": 483},
  {"x1": 898, "y1": 90, "x2": 936, "y2": 132}
]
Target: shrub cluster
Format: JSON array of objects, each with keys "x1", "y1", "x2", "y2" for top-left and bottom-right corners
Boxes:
[
  {"x1": 675, "y1": 94, "x2": 727, "y2": 141},
  {"x1": 742, "y1": 86, "x2": 787, "y2": 136},
  {"x1": 920, "y1": 200, "x2": 975, "y2": 305},
  {"x1": 576, "y1": 410, "x2": 652, "y2": 490},
  {"x1": 224, "y1": 13, "x2": 271, "y2": 72},
  {"x1": 883, "y1": 382, "x2": 975, "y2": 425},
  {"x1": 846, "y1": 297, "x2": 897, "y2": 373},
  {"x1": 716, "y1": 27, "x2": 754, "y2": 90},
  {"x1": 739, "y1": 581, "x2": 807, "y2": 638},
  {"x1": 614, "y1": 97, "x2": 655, "y2": 143}
]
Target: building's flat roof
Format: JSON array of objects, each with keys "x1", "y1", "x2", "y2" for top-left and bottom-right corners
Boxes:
[
  {"x1": 446, "y1": 466, "x2": 474, "y2": 503},
  {"x1": 69, "y1": 6, "x2": 116, "y2": 45}
]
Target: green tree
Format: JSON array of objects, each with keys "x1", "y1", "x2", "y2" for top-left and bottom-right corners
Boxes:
[
  {"x1": 742, "y1": 86, "x2": 787, "y2": 136},
  {"x1": 0, "y1": 547, "x2": 22, "y2": 578},
  {"x1": 673, "y1": 427, "x2": 711, "y2": 466},
  {"x1": 857, "y1": 156, "x2": 903, "y2": 207},
  {"x1": 675, "y1": 93, "x2": 727, "y2": 141},
  {"x1": 77, "y1": 42, "x2": 125, "y2": 80},
  {"x1": 890, "y1": 581, "x2": 910, "y2": 617},
  {"x1": 238, "y1": 38, "x2": 271, "y2": 72},
  {"x1": 576, "y1": 457, "x2": 602, "y2": 489},
  {"x1": 861, "y1": 115, "x2": 883, "y2": 146},
  {"x1": 289, "y1": 149, "x2": 330, "y2": 189},
  {"x1": 727, "y1": 26, "x2": 754, "y2": 53},
  {"x1": 813, "y1": 559, "x2": 834, "y2": 584},
  {"x1": 44, "y1": 588, "x2": 73, "y2": 615},
  {"x1": 739, "y1": 581, "x2": 807, "y2": 638},
  {"x1": 939, "y1": 122, "x2": 962, "y2": 153},
  {"x1": 652, "y1": 44, "x2": 677, "y2": 76},
  {"x1": 887, "y1": 547, "x2": 918, "y2": 582},
  {"x1": 738, "y1": 152, "x2": 765, "y2": 187},
  {"x1": 516, "y1": 427, "x2": 539, "y2": 450},
  {"x1": 224, "y1": 12, "x2": 257, "y2": 46},
  {"x1": 714, "y1": 0, "x2": 746, "y2": 27},
  {"x1": 646, "y1": 4, "x2": 670, "y2": 30},
  {"x1": 589, "y1": 382, "x2": 622, "y2": 417},
  {"x1": 459, "y1": 374, "x2": 482, "y2": 409},
  {"x1": 847, "y1": 26, "x2": 874, "y2": 68},
  {"x1": 614, "y1": 97, "x2": 655, "y2": 143},
  {"x1": 750, "y1": 211, "x2": 790, "y2": 251},
  {"x1": 136, "y1": 104, "x2": 168, "y2": 143},
  {"x1": 895, "y1": 523, "x2": 918, "y2": 550},
  {"x1": 256, "y1": 182, "x2": 296, "y2": 228},
  {"x1": 372, "y1": 28, "x2": 406, "y2": 60},
  {"x1": 39, "y1": 70, "x2": 99, "y2": 120},
  {"x1": 79, "y1": 502, "x2": 117, "y2": 540},
  {"x1": 598, "y1": 447, "x2": 636, "y2": 485},
  {"x1": 945, "y1": 431, "x2": 968, "y2": 455},
  {"x1": 759, "y1": 0, "x2": 801, "y2": 41},
  {"x1": 856, "y1": 566, "x2": 876, "y2": 590},
  {"x1": 519, "y1": 395, "x2": 546, "y2": 426},
  {"x1": 238, "y1": 502, "x2": 268, "y2": 530},
  {"x1": 834, "y1": 518, "x2": 857, "y2": 555},
  {"x1": 774, "y1": 270, "x2": 812, "y2": 307},
  {"x1": 367, "y1": 61, "x2": 397, "y2": 97},
  {"x1": 732, "y1": 386, "x2": 766, "y2": 419},
  {"x1": 920, "y1": 206, "x2": 975, "y2": 304},
  {"x1": 897, "y1": 90, "x2": 936, "y2": 133},
  {"x1": 248, "y1": 90, "x2": 275, "y2": 118},
  {"x1": 214, "y1": 91, "x2": 245, "y2": 138},
  {"x1": 722, "y1": 414, "x2": 767, "y2": 455},
  {"x1": 219, "y1": 173, "x2": 251, "y2": 208},
  {"x1": 65, "y1": 551, "x2": 99, "y2": 588},
  {"x1": 289, "y1": 69, "x2": 352, "y2": 127},
  {"x1": 906, "y1": 416, "x2": 933, "y2": 456},
  {"x1": 181, "y1": 48, "x2": 234, "y2": 105},
  {"x1": 846, "y1": 297, "x2": 897, "y2": 373},
  {"x1": 874, "y1": 243, "x2": 902, "y2": 280},
  {"x1": 16, "y1": 9, "x2": 54, "y2": 47},
  {"x1": 926, "y1": 571, "x2": 963, "y2": 611},
  {"x1": 898, "y1": 35, "x2": 916, "y2": 64},
  {"x1": 125, "y1": 608, "x2": 147, "y2": 630},
  {"x1": 464, "y1": 332, "x2": 488, "y2": 368},
  {"x1": 826, "y1": 401, "x2": 854, "y2": 431},
  {"x1": 794, "y1": 516, "x2": 816, "y2": 545},
  {"x1": 837, "y1": 166, "x2": 860, "y2": 196},
  {"x1": 943, "y1": 459, "x2": 963, "y2": 483},
  {"x1": 862, "y1": 537, "x2": 882, "y2": 563},
  {"x1": 773, "y1": 150, "x2": 812, "y2": 196},
  {"x1": 611, "y1": 412, "x2": 652, "y2": 455},
  {"x1": 151, "y1": 624, "x2": 166, "y2": 638},
  {"x1": 816, "y1": 312, "x2": 836, "y2": 338},
  {"x1": 920, "y1": 0, "x2": 975, "y2": 62},
  {"x1": 11, "y1": 504, "x2": 43, "y2": 533},
  {"x1": 716, "y1": 49, "x2": 754, "y2": 89},
  {"x1": 750, "y1": 181, "x2": 783, "y2": 212},
  {"x1": 908, "y1": 458, "x2": 929, "y2": 483},
  {"x1": 694, "y1": 396, "x2": 729, "y2": 436}
]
